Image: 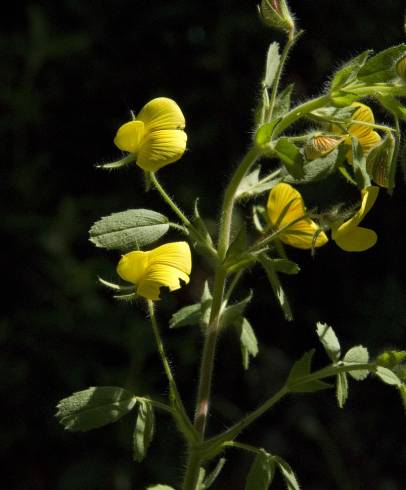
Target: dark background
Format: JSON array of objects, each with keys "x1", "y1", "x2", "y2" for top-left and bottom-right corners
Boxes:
[{"x1": 2, "y1": 1, "x2": 406, "y2": 489}]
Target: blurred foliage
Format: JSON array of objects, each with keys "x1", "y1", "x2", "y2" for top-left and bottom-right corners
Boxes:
[{"x1": 2, "y1": 1, "x2": 406, "y2": 489}]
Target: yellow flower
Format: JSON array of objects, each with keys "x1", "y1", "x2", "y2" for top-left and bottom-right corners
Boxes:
[
  {"x1": 267, "y1": 183, "x2": 328, "y2": 249},
  {"x1": 334, "y1": 102, "x2": 381, "y2": 162},
  {"x1": 332, "y1": 186, "x2": 379, "y2": 252},
  {"x1": 117, "y1": 242, "x2": 192, "y2": 301},
  {"x1": 114, "y1": 97, "x2": 187, "y2": 172}
]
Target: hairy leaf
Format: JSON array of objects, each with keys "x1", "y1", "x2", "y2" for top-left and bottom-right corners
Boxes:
[
  {"x1": 343, "y1": 345, "x2": 370, "y2": 380},
  {"x1": 274, "y1": 138, "x2": 304, "y2": 179},
  {"x1": 375, "y1": 367, "x2": 402, "y2": 387},
  {"x1": 56, "y1": 386, "x2": 136, "y2": 431},
  {"x1": 357, "y1": 44, "x2": 406, "y2": 84},
  {"x1": 133, "y1": 400, "x2": 155, "y2": 462},
  {"x1": 274, "y1": 456, "x2": 301, "y2": 490},
  {"x1": 287, "y1": 350, "x2": 332, "y2": 393},
  {"x1": 89, "y1": 209, "x2": 169, "y2": 250},
  {"x1": 264, "y1": 42, "x2": 281, "y2": 89},
  {"x1": 336, "y1": 372, "x2": 348, "y2": 409},
  {"x1": 236, "y1": 317, "x2": 259, "y2": 370},
  {"x1": 330, "y1": 50, "x2": 372, "y2": 90},
  {"x1": 245, "y1": 450, "x2": 275, "y2": 490},
  {"x1": 316, "y1": 322, "x2": 341, "y2": 362}
]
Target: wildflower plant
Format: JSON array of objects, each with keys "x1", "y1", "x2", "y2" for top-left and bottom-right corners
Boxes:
[{"x1": 56, "y1": 1, "x2": 406, "y2": 488}]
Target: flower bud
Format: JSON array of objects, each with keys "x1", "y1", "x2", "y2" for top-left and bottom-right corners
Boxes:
[
  {"x1": 396, "y1": 55, "x2": 406, "y2": 82},
  {"x1": 259, "y1": 0, "x2": 295, "y2": 35},
  {"x1": 366, "y1": 135, "x2": 395, "y2": 188},
  {"x1": 304, "y1": 134, "x2": 343, "y2": 161}
]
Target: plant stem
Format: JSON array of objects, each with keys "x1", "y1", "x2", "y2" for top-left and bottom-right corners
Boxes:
[
  {"x1": 150, "y1": 172, "x2": 191, "y2": 227},
  {"x1": 217, "y1": 147, "x2": 261, "y2": 259},
  {"x1": 146, "y1": 301, "x2": 195, "y2": 441},
  {"x1": 273, "y1": 94, "x2": 331, "y2": 137}
]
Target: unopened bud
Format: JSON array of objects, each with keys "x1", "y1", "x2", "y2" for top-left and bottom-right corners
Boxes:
[
  {"x1": 366, "y1": 135, "x2": 395, "y2": 188},
  {"x1": 259, "y1": 0, "x2": 295, "y2": 35},
  {"x1": 396, "y1": 55, "x2": 406, "y2": 82},
  {"x1": 304, "y1": 134, "x2": 343, "y2": 161}
]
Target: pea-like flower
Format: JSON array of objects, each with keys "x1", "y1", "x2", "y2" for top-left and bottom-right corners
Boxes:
[
  {"x1": 332, "y1": 186, "x2": 379, "y2": 252},
  {"x1": 267, "y1": 183, "x2": 328, "y2": 249},
  {"x1": 334, "y1": 102, "x2": 381, "y2": 161},
  {"x1": 114, "y1": 97, "x2": 187, "y2": 172},
  {"x1": 117, "y1": 242, "x2": 192, "y2": 300}
]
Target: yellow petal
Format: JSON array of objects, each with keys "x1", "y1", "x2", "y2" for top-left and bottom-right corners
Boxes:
[
  {"x1": 349, "y1": 102, "x2": 375, "y2": 140},
  {"x1": 267, "y1": 183, "x2": 328, "y2": 249},
  {"x1": 116, "y1": 251, "x2": 149, "y2": 285},
  {"x1": 114, "y1": 120, "x2": 145, "y2": 153},
  {"x1": 137, "y1": 97, "x2": 186, "y2": 132},
  {"x1": 333, "y1": 226, "x2": 377, "y2": 252},
  {"x1": 359, "y1": 130, "x2": 381, "y2": 154},
  {"x1": 334, "y1": 186, "x2": 379, "y2": 236},
  {"x1": 136, "y1": 129, "x2": 187, "y2": 172},
  {"x1": 138, "y1": 242, "x2": 192, "y2": 300}
]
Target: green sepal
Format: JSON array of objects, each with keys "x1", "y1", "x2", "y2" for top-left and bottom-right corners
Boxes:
[
  {"x1": 357, "y1": 44, "x2": 406, "y2": 84},
  {"x1": 287, "y1": 350, "x2": 332, "y2": 393},
  {"x1": 220, "y1": 292, "x2": 252, "y2": 330},
  {"x1": 273, "y1": 83, "x2": 294, "y2": 119},
  {"x1": 274, "y1": 138, "x2": 304, "y2": 179},
  {"x1": 245, "y1": 449, "x2": 276, "y2": 490},
  {"x1": 343, "y1": 345, "x2": 370, "y2": 380},
  {"x1": 336, "y1": 372, "x2": 349, "y2": 409},
  {"x1": 285, "y1": 146, "x2": 346, "y2": 185},
  {"x1": 351, "y1": 137, "x2": 371, "y2": 188},
  {"x1": 89, "y1": 209, "x2": 169, "y2": 251},
  {"x1": 256, "y1": 118, "x2": 282, "y2": 146},
  {"x1": 235, "y1": 317, "x2": 259, "y2": 370},
  {"x1": 56, "y1": 386, "x2": 136, "y2": 431},
  {"x1": 259, "y1": 254, "x2": 293, "y2": 321},
  {"x1": 309, "y1": 105, "x2": 356, "y2": 124},
  {"x1": 133, "y1": 399, "x2": 155, "y2": 462},
  {"x1": 273, "y1": 455, "x2": 301, "y2": 490},
  {"x1": 316, "y1": 322, "x2": 341, "y2": 362},
  {"x1": 330, "y1": 50, "x2": 372, "y2": 91},
  {"x1": 203, "y1": 458, "x2": 226, "y2": 489}
]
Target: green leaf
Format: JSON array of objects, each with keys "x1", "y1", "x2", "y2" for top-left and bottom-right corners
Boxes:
[
  {"x1": 263, "y1": 42, "x2": 281, "y2": 89},
  {"x1": 245, "y1": 450, "x2": 276, "y2": 490},
  {"x1": 256, "y1": 118, "x2": 282, "y2": 146},
  {"x1": 203, "y1": 458, "x2": 226, "y2": 489},
  {"x1": 336, "y1": 372, "x2": 349, "y2": 409},
  {"x1": 274, "y1": 138, "x2": 305, "y2": 179},
  {"x1": 220, "y1": 292, "x2": 252, "y2": 330},
  {"x1": 147, "y1": 486, "x2": 175, "y2": 490},
  {"x1": 236, "y1": 168, "x2": 261, "y2": 199},
  {"x1": 56, "y1": 386, "x2": 136, "y2": 431},
  {"x1": 89, "y1": 209, "x2": 169, "y2": 251},
  {"x1": 343, "y1": 345, "x2": 370, "y2": 380},
  {"x1": 330, "y1": 91, "x2": 360, "y2": 107},
  {"x1": 285, "y1": 146, "x2": 345, "y2": 185},
  {"x1": 375, "y1": 366, "x2": 402, "y2": 387},
  {"x1": 133, "y1": 400, "x2": 155, "y2": 462},
  {"x1": 225, "y1": 225, "x2": 248, "y2": 262},
  {"x1": 287, "y1": 350, "x2": 332, "y2": 393},
  {"x1": 273, "y1": 84, "x2": 294, "y2": 119},
  {"x1": 357, "y1": 44, "x2": 406, "y2": 83},
  {"x1": 316, "y1": 322, "x2": 341, "y2": 362},
  {"x1": 310, "y1": 105, "x2": 356, "y2": 124},
  {"x1": 271, "y1": 258, "x2": 300, "y2": 275},
  {"x1": 259, "y1": 254, "x2": 293, "y2": 321},
  {"x1": 191, "y1": 199, "x2": 214, "y2": 248},
  {"x1": 201, "y1": 281, "x2": 213, "y2": 329},
  {"x1": 169, "y1": 303, "x2": 201, "y2": 329},
  {"x1": 236, "y1": 317, "x2": 259, "y2": 370},
  {"x1": 351, "y1": 137, "x2": 371, "y2": 188},
  {"x1": 331, "y1": 50, "x2": 372, "y2": 90},
  {"x1": 274, "y1": 456, "x2": 301, "y2": 490}
]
